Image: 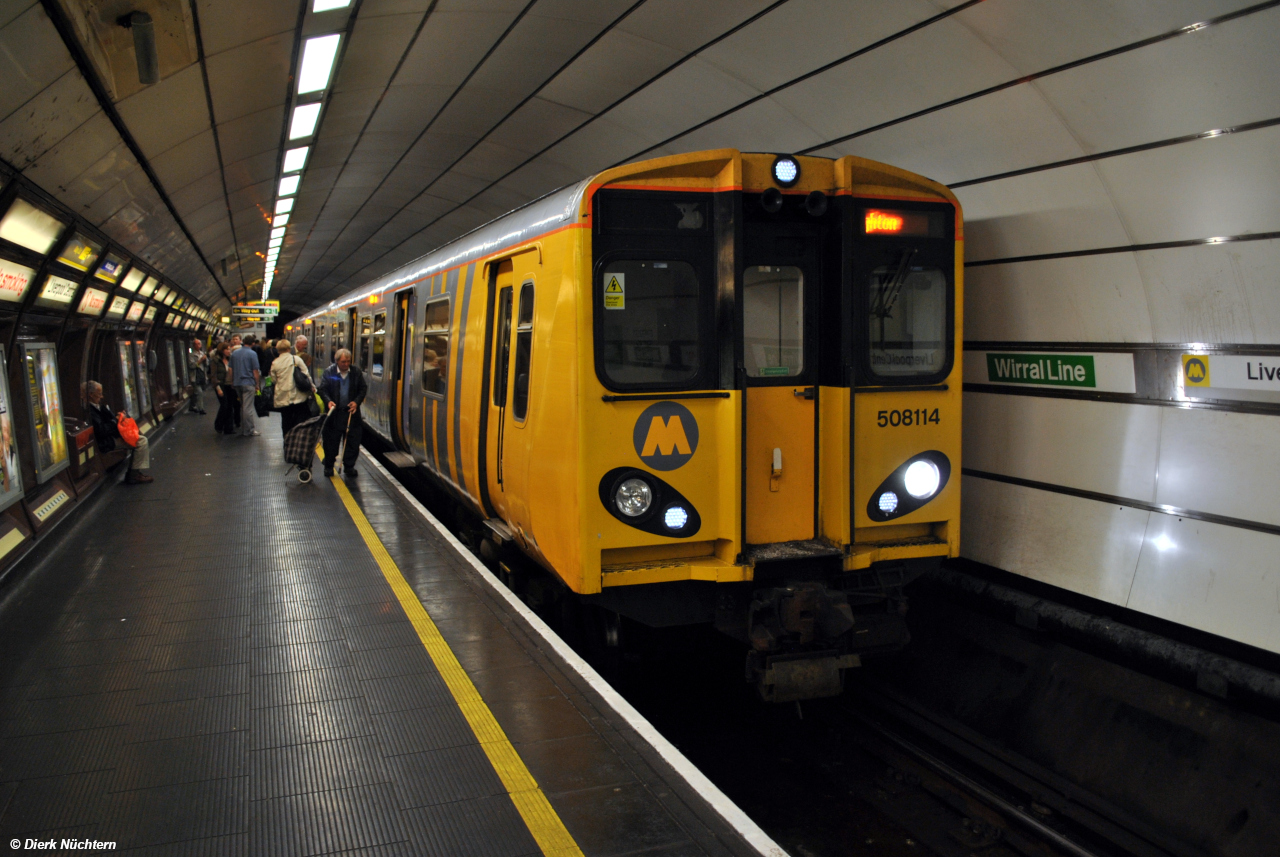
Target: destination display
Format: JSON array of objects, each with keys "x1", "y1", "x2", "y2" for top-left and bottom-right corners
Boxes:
[
  {"x1": 0, "y1": 258, "x2": 36, "y2": 303},
  {"x1": 21, "y1": 342, "x2": 68, "y2": 483},
  {"x1": 0, "y1": 352, "x2": 22, "y2": 511},
  {"x1": 964, "y1": 351, "x2": 1136, "y2": 394}
]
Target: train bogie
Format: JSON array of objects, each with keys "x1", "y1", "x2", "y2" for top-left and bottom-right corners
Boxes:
[{"x1": 297, "y1": 149, "x2": 963, "y2": 700}]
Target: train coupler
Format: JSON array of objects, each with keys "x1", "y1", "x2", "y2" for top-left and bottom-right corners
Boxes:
[{"x1": 748, "y1": 650, "x2": 861, "y2": 703}]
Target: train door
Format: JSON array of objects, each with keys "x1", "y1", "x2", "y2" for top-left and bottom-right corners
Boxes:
[
  {"x1": 741, "y1": 223, "x2": 822, "y2": 545},
  {"x1": 483, "y1": 261, "x2": 514, "y2": 520},
  {"x1": 392, "y1": 289, "x2": 414, "y2": 449}
]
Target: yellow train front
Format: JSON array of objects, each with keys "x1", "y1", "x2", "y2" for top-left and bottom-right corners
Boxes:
[{"x1": 296, "y1": 149, "x2": 962, "y2": 702}]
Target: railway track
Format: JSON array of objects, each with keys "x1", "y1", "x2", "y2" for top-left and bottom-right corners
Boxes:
[{"x1": 832, "y1": 678, "x2": 1203, "y2": 857}]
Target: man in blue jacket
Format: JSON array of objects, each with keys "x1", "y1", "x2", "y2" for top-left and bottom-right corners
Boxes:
[
  {"x1": 318, "y1": 348, "x2": 367, "y2": 477},
  {"x1": 229, "y1": 337, "x2": 261, "y2": 437}
]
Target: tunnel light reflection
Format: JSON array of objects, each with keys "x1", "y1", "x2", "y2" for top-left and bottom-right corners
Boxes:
[{"x1": 1151, "y1": 534, "x2": 1176, "y2": 552}]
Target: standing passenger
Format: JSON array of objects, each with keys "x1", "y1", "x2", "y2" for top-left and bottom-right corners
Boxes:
[
  {"x1": 230, "y1": 336, "x2": 261, "y2": 437},
  {"x1": 318, "y1": 348, "x2": 366, "y2": 478},
  {"x1": 188, "y1": 338, "x2": 208, "y2": 414},
  {"x1": 270, "y1": 340, "x2": 312, "y2": 439},
  {"x1": 294, "y1": 336, "x2": 311, "y2": 369},
  {"x1": 210, "y1": 343, "x2": 236, "y2": 435}
]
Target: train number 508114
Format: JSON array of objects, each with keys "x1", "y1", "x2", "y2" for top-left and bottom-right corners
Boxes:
[{"x1": 877, "y1": 408, "x2": 940, "y2": 428}]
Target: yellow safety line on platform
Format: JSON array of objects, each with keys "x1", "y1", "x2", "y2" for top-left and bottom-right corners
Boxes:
[{"x1": 329, "y1": 473, "x2": 583, "y2": 857}]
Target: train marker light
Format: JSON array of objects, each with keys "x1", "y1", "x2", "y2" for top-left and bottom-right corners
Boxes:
[
  {"x1": 878, "y1": 491, "x2": 899, "y2": 514},
  {"x1": 866, "y1": 210, "x2": 905, "y2": 234},
  {"x1": 904, "y1": 460, "x2": 941, "y2": 499},
  {"x1": 615, "y1": 478, "x2": 652, "y2": 517},
  {"x1": 664, "y1": 506, "x2": 688, "y2": 530},
  {"x1": 772, "y1": 155, "x2": 800, "y2": 187},
  {"x1": 760, "y1": 187, "x2": 784, "y2": 214}
]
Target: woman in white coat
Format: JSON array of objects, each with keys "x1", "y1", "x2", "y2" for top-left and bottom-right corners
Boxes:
[{"x1": 270, "y1": 340, "x2": 313, "y2": 439}]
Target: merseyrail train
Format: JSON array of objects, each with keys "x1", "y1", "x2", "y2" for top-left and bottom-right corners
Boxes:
[{"x1": 293, "y1": 150, "x2": 963, "y2": 701}]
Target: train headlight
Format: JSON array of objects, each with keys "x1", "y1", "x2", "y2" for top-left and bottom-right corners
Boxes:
[
  {"x1": 904, "y1": 460, "x2": 941, "y2": 499},
  {"x1": 664, "y1": 506, "x2": 689, "y2": 530},
  {"x1": 878, "y1": 492, "x2": 899, "y2": 514},
  {"x1": 772, "y1": 155, "x2": 800, "y2": 187},
  {"x1": 614, "y1": 478, "x2": 652, "y2": 517}
]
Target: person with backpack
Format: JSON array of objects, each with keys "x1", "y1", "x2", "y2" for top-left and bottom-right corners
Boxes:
[
  {"x1": 85, "y1": 380, "x2": 152, "y2": 484},
  {"x1": 269, "y1": 339, "x2": 314, "y2": 439}
]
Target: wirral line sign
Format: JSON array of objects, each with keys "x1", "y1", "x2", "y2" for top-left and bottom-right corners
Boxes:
[{"x1": 965, "y1": 351, "x2": 1137, "y2": 395}]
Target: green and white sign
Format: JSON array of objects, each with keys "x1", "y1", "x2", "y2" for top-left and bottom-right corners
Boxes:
[
  {"x1": 985, "y1": 353, "x2": 1095, "y2": 387},
  {"x1": 965, "y1": 351, "x2": 1135, "y2": 394}
]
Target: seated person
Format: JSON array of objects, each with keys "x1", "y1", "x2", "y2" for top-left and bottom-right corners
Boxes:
[{"x1": 86, "y1": 381, "x2": 152, "y2": 484}]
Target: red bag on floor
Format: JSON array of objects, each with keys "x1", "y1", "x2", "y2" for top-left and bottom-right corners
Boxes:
[{"x1": 117, "y1": 413, "x2": 140, "y2": 448}]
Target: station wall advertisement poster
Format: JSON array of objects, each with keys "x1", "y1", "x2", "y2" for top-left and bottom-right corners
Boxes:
[
  {"x1": 133, "y1": 343, "x2": 151, "y2": 415},
  {"x1": 0, "y1": 258, "x2": 35, "y2": 303},
  {"x1": 0, "y1": 353, "x2": 23, "y2": 511},
  {"x1": 118, "y1": 342, "x2": 139, "y2": 418},
  {"x1": 21, "y1": 342, "x2": 68, "y2": 483}
]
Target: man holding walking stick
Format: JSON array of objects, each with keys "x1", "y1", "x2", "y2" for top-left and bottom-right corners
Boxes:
[{"x1": 318, "y1": 348, "x2": 367, "y2": 478}]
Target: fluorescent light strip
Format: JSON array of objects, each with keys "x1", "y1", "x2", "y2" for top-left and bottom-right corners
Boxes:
[
  {"x1": 275, "y1": 198, "x2": 294, "y2": 214},
  {"x1": 273, "y1": 214, "x2": 289, "y2": 228},
  {"x1": 298, "y1": 34, "x2": 341, "y2": 94},
  {"x1": 289, "y1": 102, "x2": 322, "y2": 140},
  {"x1": 269, "y1": 237, "x2": 282, "y2": 249},
  {"x1": 313, "y1": 0, "x2": 350, "y2": 12},
  {"x1": 282, "y1": 147, "x2": 308, "y2": 173},
  {"x1": 279, "y1": 175, "x2": 300, "y2": 196},
  {"x1": 271, "y1": 227, "x2": 286, "y2": 240}
]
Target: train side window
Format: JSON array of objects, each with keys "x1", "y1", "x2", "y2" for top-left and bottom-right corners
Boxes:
[
  {"x1": 598, "y1": 260, "x2": 699, "y2": 386},
  {"x1": 492, "y1": 288, "x2": 512, "y2": 407},
  {"x1": 743, "y1": 265, "x2": 804, "y2": 378},
  {"x1": 512, "y1": 282, "x2": 533, "y2": 421},
  {"x1": 359, "y1": 316, "x2": 371, "y2": 368},
  {"x1": 867, "y1": 261, "x2": 947, "y2": 379},
  {"x1": 422, "y1": 298, "x2": 450, "y2": 399},
  {"x1": 371, "y1": 312, "x2": 386, "y2": 378}
]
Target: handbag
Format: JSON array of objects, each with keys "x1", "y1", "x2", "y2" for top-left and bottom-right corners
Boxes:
[
  {"x1": 293, "y1": 357, "x2": 314, "y2": 394},
  {"x1": 117, "y1": 413, "x2": 140, "y2": 448}
]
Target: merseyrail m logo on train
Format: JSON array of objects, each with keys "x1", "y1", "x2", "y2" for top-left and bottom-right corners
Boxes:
[
  {"x1": 632, "y1": 401, "x2": 698, "y2": 471},
  {"x1": 985, "y1": 353, "x2": 1096, "y2": 387}
]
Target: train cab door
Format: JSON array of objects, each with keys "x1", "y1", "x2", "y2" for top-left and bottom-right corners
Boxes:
[
  {"x1": 391, "y1": 289, "x2": 415, "y2": 449},
  {"x1": 741, "y1": 224, "x2": 821, "y2": 546}
]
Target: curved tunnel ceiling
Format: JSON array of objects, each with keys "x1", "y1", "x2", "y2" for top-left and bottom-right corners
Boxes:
[{"x1": 2, "y1": 0, "x2": 1275, "y2": 323}]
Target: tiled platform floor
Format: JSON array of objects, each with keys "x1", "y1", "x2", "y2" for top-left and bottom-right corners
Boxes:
[{"x1": 0, "y1": 397, "x2": 754, "y2": 856}]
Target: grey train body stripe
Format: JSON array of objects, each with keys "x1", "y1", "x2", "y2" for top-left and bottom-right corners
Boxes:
[
  {"x1": 436, "y1": 269, "x2": 458, "y2": 482},
  {"x1": 452, "y1": 263, "x2": 475, "y2": 496}
]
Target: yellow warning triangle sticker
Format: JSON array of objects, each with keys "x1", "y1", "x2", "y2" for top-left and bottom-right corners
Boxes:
[{"x1": 605, "y1": 276, "x2": 623, "y2": 293}]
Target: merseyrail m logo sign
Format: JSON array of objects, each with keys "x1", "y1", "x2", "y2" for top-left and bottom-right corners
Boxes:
[
  {"x1": 632, "y1": 401, "x2": 699, "y2": 471},
  {"x1": 985, "y1": 353, "x2": 1096, "y2": 388}
]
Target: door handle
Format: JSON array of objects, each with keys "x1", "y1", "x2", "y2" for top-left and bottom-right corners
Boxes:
[
  {"x1": 794, "y1": 386, "x2": 815, "y2": 400},
  {"x1": 770, "y1": 447, "x2": 782, "y2": 492}
]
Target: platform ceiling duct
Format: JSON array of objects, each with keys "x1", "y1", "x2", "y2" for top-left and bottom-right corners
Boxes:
[{"x1": 120, "y1": 10, "x2": 157, "y2": 85}]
